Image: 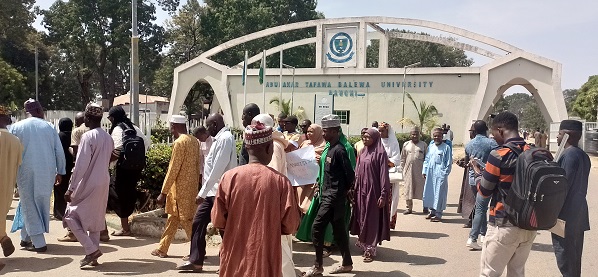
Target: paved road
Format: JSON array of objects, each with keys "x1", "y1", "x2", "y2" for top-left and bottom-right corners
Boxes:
[{"x1": 2, "y1": 154, "x2": 597, "y2": 276}]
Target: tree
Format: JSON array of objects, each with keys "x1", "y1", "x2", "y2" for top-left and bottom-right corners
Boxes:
[
  {"x1": 42, "y1": 0, "x2": 165, "y2": 106},
  {"x1": 367, "y1": 30, "x2": 474, "y2": 68},
  {"x1": 493, "y1": 93, "x2": 547, "y2": 131},
  {"x1": 200, "y1": 0, "x2": 323, "y2": 68},
  {"x1": 0, "y1": 59, "x2": 27, "y2": 106},
  {"x1": 563, "y1": 89, "x2": 579, "y2": 115},
  {"x1": 268, "y1": 97, "x2": 306, "y2": 120},
  {"x1": 572, "y1": 76, "x2": 598, "y2": 121},
  {"x1": 399, "y1": 92, "x2": 439, "y2": 134}
]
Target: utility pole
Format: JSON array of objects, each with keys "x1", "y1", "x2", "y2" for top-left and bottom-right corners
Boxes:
[
  {"x1": 401, "y1": 62, "x2": 421, "y2": 131},
  {"x1": 35, "y1": 46, "x2": 39, "y2": 101},
  {"x1": 130, "y1": 0, "x2": 140, "y2": 125},
  {"x1": 283, "y1": 64, "x2": 296, "y2": 112}
]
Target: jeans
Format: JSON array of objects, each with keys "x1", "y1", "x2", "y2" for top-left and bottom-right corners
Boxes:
[{"x1": 469, "y1": 193, "x2": 491, "y2": 240}]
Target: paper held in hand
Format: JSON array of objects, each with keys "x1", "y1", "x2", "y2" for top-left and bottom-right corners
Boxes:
[
  {"x1": 286, "y1": 145, "x2": 320, "y2": 186},
  {"x1": 549, "y1": 219, "x2": 566, "y2": 238}
]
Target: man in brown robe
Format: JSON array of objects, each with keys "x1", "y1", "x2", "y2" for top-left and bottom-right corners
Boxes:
[
  {"x1": 400, "y1": 126, "x2": 427, "y2": 214},
  {"x1": 211, "y1": 123, "x2": 300, "y2": 277}
]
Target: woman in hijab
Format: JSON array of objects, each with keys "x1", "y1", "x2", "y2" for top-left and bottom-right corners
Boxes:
[
  {"x1": 350, "y1": 128, "x2": 391, "y2": 262},
  {"x1": 378, "y1": 122, "x2": 402, "y2": 228},
  {"x1": 107, "y1": 106, "x2": 150, "y2": 236},
  {"x1": 297, "y1": 124, "x2": 326, "y2": 213},
  {"x1": 54, "y1": 117, "x2": 74, "y2": 220}
]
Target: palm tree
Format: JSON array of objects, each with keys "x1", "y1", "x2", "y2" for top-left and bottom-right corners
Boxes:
[
  {"x1": 269, "y1": 97, "x2": 292, "y2": 115},
  {"x1": 399, "y1": 92, "x2": 439, "y2": 133},
  {"x1": 269, "y1": 97, "x2": 308, "y2": 121}
]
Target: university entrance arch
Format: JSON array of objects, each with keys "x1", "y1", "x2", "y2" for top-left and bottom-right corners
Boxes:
[{"x1": 168, "y1": 17, "x2": 567, "y2": 143}]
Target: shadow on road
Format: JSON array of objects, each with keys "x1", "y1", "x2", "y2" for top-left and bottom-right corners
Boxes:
[
  {"x1": 84, "y1": 258, "x2": 178, "y2": 275},
  {"x1": 2, "y1": 257, "x2": 73, "y2": 273},
  {"x1": 531, "y1": 242, "x2": 554, "y2": 253},
  {"x1": 375, "y1": 247, "x2": 447, "y2": 266},
  {"x1": 353, "y1": 270, "x2": 411, "y2": 277},
  {"x1": 391, "y1": 230, "x2": 449, "y2": 240},
  {"x1": 101, "y1": 236, "x2": 157, "y2": 248},
  {"x1": 35, "y1": 243, "x2": 118, "y2": 256}
]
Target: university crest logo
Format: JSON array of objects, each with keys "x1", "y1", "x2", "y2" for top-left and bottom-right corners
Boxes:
[{"x1": 326, "y1": 32, "x2": 354, "y2": 63}]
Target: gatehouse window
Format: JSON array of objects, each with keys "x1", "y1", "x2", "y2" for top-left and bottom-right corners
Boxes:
[{"x1": 333, "y1": 110, "x2": 350, "y2": 124}]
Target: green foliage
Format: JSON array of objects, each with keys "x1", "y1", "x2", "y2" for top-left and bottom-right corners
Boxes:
[
  {"x1": 0, "y1": 59, "x2": 27, "y2": 105},
  {"x1": 562, "y1": 89, "x2": 579, "y2": 116},
  {"x1": 139, "y1": 144, "x2": 173, "y2": 198},
  {"x1": 151, "y1": 128, "x2": 171, "y2": 144},
  {"x1": 367, "y1": 29, "x2": 474, "y2": 68},
  {"x1": 200, "y1": 0, "x2": 322, "y2": 68},
  {"x1": 399, "y1": 92, "x2": 439, "y2": 134},
  {"x1": 572, "y1": 76, "x2": 598, "y2": 121},
  {"x1": 41, "y1": 0, "x2": 165, "y2": 105},
  {"x1": 494, "y1": 93, "x2": 547, "y2": 131}
]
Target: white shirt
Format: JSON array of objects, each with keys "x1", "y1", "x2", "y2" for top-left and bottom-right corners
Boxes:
[{"x1": 198, "y1": 127, "x2": 237, "y2": 198}]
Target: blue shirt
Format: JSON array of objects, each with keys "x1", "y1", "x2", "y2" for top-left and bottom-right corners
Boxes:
[{"x1": 465, "y1": 134, "x2": 498, "y2": 185}]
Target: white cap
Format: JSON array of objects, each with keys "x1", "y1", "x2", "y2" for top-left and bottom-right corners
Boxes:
[
  {"x1": 170, "y1": 115, "x2": 186, "y2": 124},
  {"x1": 251, "y1": 113, "x2": 275, "y2": 128}
]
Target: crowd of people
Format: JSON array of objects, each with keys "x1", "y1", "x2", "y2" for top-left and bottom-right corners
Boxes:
[{"x1": 0, "y1": 100, "x2": 591, "y2": 277}]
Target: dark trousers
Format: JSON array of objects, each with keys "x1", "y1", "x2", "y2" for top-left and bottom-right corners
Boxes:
[
  {"x1": 552, "y1": 231, "x2": 585, "y2": 277},
  {"x1": 312, "y1": 199, "x2": 352, "y2": 267},
  {"x1": 189, "y1": 196, "x2": 214, "y2": 266},
  {"x1": 53, "y1": 171, "x2": 71, "y2": 220}
]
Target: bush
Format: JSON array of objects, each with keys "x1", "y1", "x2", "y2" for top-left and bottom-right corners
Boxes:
[
  {"x1": 151, "y1": 128, "x2": 171, "y2": 144},
  {"x1": 138, "y1": 143, "x2": 172, "y2": 199}
]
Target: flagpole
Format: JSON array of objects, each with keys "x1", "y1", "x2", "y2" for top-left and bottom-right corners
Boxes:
[
  {"x1": 262, "y1": 50, "x2": 266, "y2": 110},
  {"x1": 243, "y1": 51, "x2": 248, "y2": 106},
  {"x1": 279, "y1": 50, "x2": 283, "y2": 111}
]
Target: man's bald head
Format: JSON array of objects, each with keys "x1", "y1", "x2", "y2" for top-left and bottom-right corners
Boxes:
[
  {"x1": 75, "y1": 112, "x2": 85, "y2": 127},
  {"x1": 242, "y1": 103, "x2": 260, "y2": 127},
  {"x1": 206, "y1": 113, "x2": 225, "y2": 137}
]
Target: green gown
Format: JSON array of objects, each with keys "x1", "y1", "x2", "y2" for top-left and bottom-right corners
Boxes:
[{"x1": 295, "y1": 131, "x2": 356, "y2": 244}]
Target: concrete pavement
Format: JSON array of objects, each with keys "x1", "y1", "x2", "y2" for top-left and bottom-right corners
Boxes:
[{"x1": 2, "y1": 153, "x2": 597, "y2": 276}]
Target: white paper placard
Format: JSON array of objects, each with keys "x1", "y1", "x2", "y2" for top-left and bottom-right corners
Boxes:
[{"x1": 286, "y1": 146, "x2": 320, "y2": 186}]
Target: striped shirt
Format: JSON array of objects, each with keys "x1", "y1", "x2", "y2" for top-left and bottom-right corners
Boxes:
[{"x1": 479, "y1": 137, "x2": 529, "y2": 226}]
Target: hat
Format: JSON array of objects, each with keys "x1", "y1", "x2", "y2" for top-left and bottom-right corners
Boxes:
[
  {"x1": 244, "y1": 122, "x2": 273, "y2": 146},
  {"x1": 252, "y1": 114, "x2": 275, "y2": 128},
  {"x1": 559, "y1": 120, "x2": 582, "y2": 131},
  {"x1": 0, "y1": 105, "x2": 10, "y2": 116},
  {"x1": 85, "y1": 103, "x2": 103, "y2": 117},
  {"x1": 170, "y1": 115, "x2": 186, "y2": 124},
  {"x1": 24, "y1": 98, "x2": 42, "y2": 113},
  {"x1": 321, "y1": 114, "x2": 341, "y2": 128}
]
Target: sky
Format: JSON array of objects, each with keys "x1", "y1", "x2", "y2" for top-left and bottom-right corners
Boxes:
[{"x1": 34, "y1": 0, "x2": 597, "y2": 92}]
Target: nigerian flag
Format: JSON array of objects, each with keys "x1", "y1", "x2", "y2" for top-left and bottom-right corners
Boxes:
[{"x1": 259, "y1": 50, "x2": 266, "y2": 84}]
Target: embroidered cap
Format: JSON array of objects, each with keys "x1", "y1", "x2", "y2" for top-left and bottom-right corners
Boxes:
[
  {"x1": 321, "y1": 114, "x2": 341, "y2": 129},
  {"x1": 244, "y1": 122, "x2": 273, "y2": 146},
  {"x1": 252, "y1": 113, "x2": 275, "y2": 128},
  {"x1": 85, "y1": 103, "x2": 103, "y2": 117},
  {"x1": 559, "y1": 120, "x2": 582, "y2": 131}
]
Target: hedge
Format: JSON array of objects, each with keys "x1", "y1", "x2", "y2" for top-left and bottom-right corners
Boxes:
[{"x1": 138, "y1": 143, "x2": 172, "y2": 199}]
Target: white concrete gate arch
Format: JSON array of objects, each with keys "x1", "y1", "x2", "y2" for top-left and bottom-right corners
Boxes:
[{"x1": 168, "y1": 16, "x2": 566, "y2": 143}]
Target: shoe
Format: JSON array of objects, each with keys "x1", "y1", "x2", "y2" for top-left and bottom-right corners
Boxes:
[
  {"x1": 430, "y1": 216, "x2": 441, "y2": 222},
  {"x1": 57, "y1": 233, "x2": 78, "y2": 242},
  {"x1": 403, "y1": 209, "x2": 413, "y2": 215},
  {"x1": 25, "y1": 245, "x2": 47, "y2": 252},
  {"x1": 20, "y1": 241, "x2": 32, "y2": 248},
  {"x1": 80, "y1": 250, "x2": 103, "y2": 268},
  {"x1": 176, "y1": 262, "x2": 203, "y2": 272},
  {"x1": 466, "y1": 238, "x2": 482, "y2": 250},
  {"x1": 425, "y1": 213, "x2": 434, "y2": 220},
  {"x1": 100, "y1": 233, "x2": 110, "y2": 242},
  {"x1": 1, "y1": 236, "x2": 15, "y2": 257},
  {"x1": 423, "y1": 208, "x2": 429, "y2": 214}
]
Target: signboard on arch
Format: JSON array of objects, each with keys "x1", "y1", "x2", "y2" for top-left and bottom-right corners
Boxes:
[{"x1": 324, "y1": 26, "x2": 358, "y2": 68}]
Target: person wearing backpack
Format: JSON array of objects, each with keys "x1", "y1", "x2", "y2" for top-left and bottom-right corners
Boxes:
[
  {"x1": 553, "y1": 120, "x2": 590, "y2": 277},
  {"x1": 107, "y1": 106, "x2": 150, "y2": 238},
  {"x1": 477, "y1": 112, "x2": 536, "y2": 277}
]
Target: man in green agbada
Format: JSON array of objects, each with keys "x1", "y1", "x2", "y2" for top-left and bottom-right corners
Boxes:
[
  {"x1": 295, "y1": 131, "x2": 355, "y2": 244},
  {"x1": 297, "y1": 114, "x2": 356, "y2": 276}
]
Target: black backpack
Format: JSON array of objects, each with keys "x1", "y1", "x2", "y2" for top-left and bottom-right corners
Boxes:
[
  {"x1": 116, "y1": 123, "x2": 147, "y2": 171},
  {"x1": 500, "y1": 144, "x2": 568, "y2": 230}
]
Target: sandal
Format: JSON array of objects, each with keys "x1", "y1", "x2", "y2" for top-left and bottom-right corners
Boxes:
[
  {"x1": 330, "y1": 265, "x2": 353, "y2": 274},
  {"x1": 151, "y1": 249, "x2": 168, "y2": 258},
  {"x1": 363, "y1": 252, "x2": 373, "y2": 263},
  {"x1": 301, "y1": 266, "x2": 323, "y2": 277},
  {"x1": 111, "y1": 230, "x2": 132, "y2": 236},
  {"x1": 323, "y1": 249, "x2": 332, "y2": 258}
]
